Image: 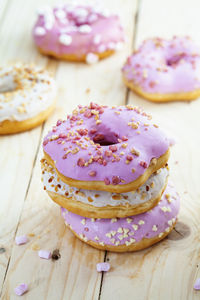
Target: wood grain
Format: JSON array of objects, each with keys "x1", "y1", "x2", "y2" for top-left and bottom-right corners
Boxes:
[
  {"x1": 0, "y1": 0, "x2": 138, "y2": 299},
  {"x1": 100, "y1": 0, "x2": 200, "y2": 300}
]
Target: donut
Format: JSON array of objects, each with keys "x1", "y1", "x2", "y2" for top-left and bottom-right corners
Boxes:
[
  {"x1": 61, "y1": 183, "x2": 180, "y2": 252},
  {"x1": 33, "y1": 4, "x2": 125, "y2": 63},
  {"x1": 42, "y1": 103, "x2": 170, "y2": 193},
  {"x1": 0, "y1": 63, "x2": 56, "y2": 134},
  {"x1": 41, "y1": 158, "x2": 169, "y2": 218},
  {"x1": 122, "y1": 36, "x2": 200, "y2": 102}
]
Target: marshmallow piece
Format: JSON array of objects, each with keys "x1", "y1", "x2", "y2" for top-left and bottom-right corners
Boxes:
[
  {"x1": 38, "y1": 250, "x2": 51, "y2": 260},
  {"x1": 79, "y1": 24, "x2": 92, "y2": 33},
  {"x1": 96, "y1": 262, "x2": 110, "y2": 272},
  {"x1": 15, "y1": 235, "x2": 28, "y2": 245},
  {"x1": 59, "y1": 34, "x2": 72, "y2": 46},
  {"x1": 14, "y1": 283, "x2": 28, "y2": 296},
  {"x1": 34, "y1": 27, "x2": 46, "y2": 36},
  {"x1": 194, "y1": 278, "x2": 200, "y2": 290},
  {"x1": 86, "y1": 53, "x2": 99, "y2": 64},
  {"x1": 93, "y1": 34, "x2": 101, "y2": 45}
]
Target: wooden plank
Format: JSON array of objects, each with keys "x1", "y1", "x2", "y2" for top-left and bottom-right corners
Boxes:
[
  {"x1": 0, "y1": 0, "x2": 58, "y2": 293},
  {"x1": 100, "y1": 0, "x2": 200, "y2": 299},
  {"x1": 1, "y1": 0, "x2": 138, "y2": 299}
]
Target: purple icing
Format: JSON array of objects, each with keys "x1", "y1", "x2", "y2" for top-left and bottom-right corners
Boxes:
[
  {"x1": 61, "y1": 182, "x2": 180, "y2": 246},
  {"x1": 33, "y1": 5, "x2": 124, "y2": 57},
  {"x1": 122, "y1": 36, "x2": 200, "y2": 93},
  {"x1": 43, "y1": 103, "x2": 169, "y2": 185}
]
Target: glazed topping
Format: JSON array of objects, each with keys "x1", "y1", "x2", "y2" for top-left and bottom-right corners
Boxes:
[
  {"x1": 122, "y1": 36, "x2": 200, "y2": 93},
  {"x1": 43, "y1": 103, "x2": 169, "y2": 186},
  {"x1": 41, "y1": 159, "x2": 169, "y2": 209},
  {"x1": 0, "y1": 63, "x2": 56, "y2": 122},
  {"x1": 61, "y1": 183, "x2": 180, "y2": 246},
  {"x1": 33, "y1": 4, "x2": 124, "y2": 59}
]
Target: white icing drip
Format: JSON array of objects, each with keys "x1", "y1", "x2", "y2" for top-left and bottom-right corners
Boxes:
[
  {"x1": 42, "y1": 162, "x2": 168, "y2": 207},
  {"x1": 0, "y1": 64, "x2": 56, "y2": 122}
]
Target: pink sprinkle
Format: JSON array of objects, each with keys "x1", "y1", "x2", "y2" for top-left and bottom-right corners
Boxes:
[
  {"x1": 43, "y1": 140, "x2": 48, "y2": 146},
  {"x1": 38, "y1": 250, "x2": 51, "y2": 260},
  {"x1": 109, "y1": 145, "x2": 117, "y2": 152},
  {"x1": 105, "y1": 150, "x2": 112, "y2": 157},
  {"x1": 96, "y1": 262, "x2": 110, "y2": 272},
  {"x1": 56, "y1": 120, "x2": 62, "y2": 126},
  {"x1": 104, "y1": 177, "x2": 110, "y2": 185},
  {"x1": 89, "y1": 171, "x2": 96, "y2": 177},
  {"x1": 126, "y1": 155, "x2": 133, "y2": 161},
  {"x1": 77, "y1": 158, "x2": 85, "y2": 167},
  {"x1": 140, "y1": 161, "x2": 148, "y2": 168},
  {"x1": 122, "y1": 136, "x2": 128, "y2": 141},
  {"x1": 194, "y1": 278, "x2": 200, "y2": 290},
  {"x1": 84, "y1": 110, "x2": 92, "y2": 118},
  {"x1": 112, "y1": 176, "x2": 120, "y2": 185},
  {"x1": 14, "y1": 283, "x2": 28, "y2": 296},
  {"x1": 15, "y1": 235, "x2": 28, "y2": 245}
]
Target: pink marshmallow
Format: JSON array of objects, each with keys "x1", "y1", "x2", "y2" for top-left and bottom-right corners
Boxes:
[
  {"x1": 38, "y1": 250, "x2": 51, "y2": 260},
  {"x1": 14, "y1": 283, "x2": 28, "y2": 296},
  {"x1": 15, "y1": 235, "x2": 28, "y2": 245},
  {"x1": 194, "y1": 278, "x2": 200, "y2": 290},
  {"x1": 96, "y1": 262, "x2": 110, "y2": 272}
]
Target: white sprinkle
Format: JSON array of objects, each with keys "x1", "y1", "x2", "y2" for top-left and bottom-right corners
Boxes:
[
  {"x1": 45, "y1": 22, "x2": 53, "y2": 30},
  {"x1": 165, "y1": 227, "x2": 170, "y2": 232},
  {"x1": 132, "y1": 224, "x2": 138, "y2": 231},
  {"x1": 55, "y1": 9, "x2": 66, "y2": 19},
  {"x1": 115, "y1": 241, "x2": 120, "y2": 246},
  {"x1": 94, "y1": 236, "x2": 99, "y2": 241},
  {"x1": 81, "y1": 219, "x2": 86, "y2": 225},
  {"x1": 38, "y1": 250, "x2": 51, "y2": 260},
  {"x1": 93, "y1": 34, "x2": 101, "y2": 45},
  {"x1": 126, "y1": 218, "x2": 132, "y2": 224},
  {"x1": 158, "y1": 232, "x2": 164, "y2": 238},
  {"x1": 88, "y1": 13, "x2": 98, "y2": 23},
  {"x1": 59, "y1": 34, "x2": 72, "y2": 46},
  {"x1": 117, "y1": 227, "x2": 123, "y2": 233},
  {"x1": 86, "y1": 53, "x2": 99, "y2": 64},
  {"x1": 15, "y1": 235, "x2": 28, "y2": 245},
  {"x1": 106, "y1": 232, "x2": 112, "y2": 238},
  {"x1": 34, "y1": 26, "x2": 46, "y2": 36},
  {"x1": 79, "y1": 24, "x2": 92, "y2": 33},
  {"x1": 75, "y1": 8, "x2": 88, "y2": 18},
  {"x1": 116, "y1": 42, "x2": 124, "y2": 50},
  {"x1": 96, "y1": 262, "x2": 110, "y2": 272},
  {"x1": 152, "y1": 225, "x2": 158, "y2": 232},
  {"x1": 98, "y1": 44, "x2": 106, "y2": 53},
  {"x1": 138, "y1": 220, "x2": 145, "y2": 225},
  {"x1": 107, "y1": 42, "x2": 116, "y2": 50},
  {"x1": 99, "y1": 242, "x2": 105, "y2": 246},
  {"x1": 130, "y1": 238, "x2": 136, "y2": 243}
]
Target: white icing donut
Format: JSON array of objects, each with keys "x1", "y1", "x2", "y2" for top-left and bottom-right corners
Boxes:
[
  {"x1": 0, "y1": 63, "x2": 56, "y2": 122},
  {"x1": 42, "y1": 159, "x2": 168, "y2": 208}
]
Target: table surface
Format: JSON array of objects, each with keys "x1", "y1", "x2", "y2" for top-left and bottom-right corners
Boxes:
[{"x1": 1, "y1": 0, "x2": 200, "y2": 299}]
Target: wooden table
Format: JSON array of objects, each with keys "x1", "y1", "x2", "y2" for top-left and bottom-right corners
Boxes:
[{"x1": 1, "y1": 0, "x2": 200, "y2": 299}]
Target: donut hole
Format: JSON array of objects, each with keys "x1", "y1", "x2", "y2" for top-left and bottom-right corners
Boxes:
[
  {"x1": 166, "y1": 53, "x2": 186, "y2": 66},
  {"x1": 92, "y1": 132, "x2": 119, "y2": 146}
]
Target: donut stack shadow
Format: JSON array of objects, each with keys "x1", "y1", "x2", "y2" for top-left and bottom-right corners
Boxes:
[{"x1": 41, "y1": 103, "x2": 180, "y2": 252}]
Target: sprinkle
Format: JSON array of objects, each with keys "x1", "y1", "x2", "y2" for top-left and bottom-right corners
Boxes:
[
  {"x1": 89, "y1": 171, "x2": 96, "y2": 177},
  {"x1": 140, "y1": 161, "x2": 148, "y2": 168},
  {"x1": 111, "y1": 218, "x2": 117, "y2": 223},
  {"x1": 131, "y1": 168, "x2": 135, "y2": 173},
  {"x1": 93, "y1": 34, "x2": 101, "y2": 44},
  {"x1": 112, "y1": 176, "x2": 120, "y2": 185},
  {"x1": 14, "y1": 283, "x2": 28, "y2": 296},
  {"x1": 194, "y1": 278, "x2": 200, "y2": 290},
  {"x1": 152, "y1": 225, "x2": 158, "y2": 232},
  {"x1": 79, "y1": 24, "x2": 92, "y2": 33},
  {"x1": 38, "y1": 250, "x2": 51, "y2": 260},
  {"x1": 126, "y1": 218, "x2": 132, "y2": 224},
  {"x1": 98, "y1": 44, "x2": 106, "y2": 53},
  {"x1": 59, "y1": 34, "x2": 72, "y2": 46},
  {"x1": 106, "y1": 232, "x2": 112, "y2": 238},
  {"x1": 138, "y1": 220, "x2": 145, "y2": 225},
  {"x1": 115, "y1": 241, "x2": 120, "y2": 246},
  {"x1": 158, "y1": 232, "x2": 164, "y2": 238},
  {"x1": 99, "y1": 242, "x2": 105, "y2": 246},
  {"x1": 94, "y1": 236, "x2": 99, "y2": 241},
  {"x1": 15, "y1": 235, "x2": 28, "y2": 245},
  {"x1": 35, "y1": 26, "x2": 46, "y2": 36},
  {"x1": 81, "y1": 219, "x2": 86, "y2": 225},
  {"x1": 117, "y1": 227, "x2": 123, "y2": 233},
  {"x1": 52, "y1": 249, "x2": 61, "y2": 260},
  {"x1": 86, "y1": 52, "x2": 99, "y2": 64},
  {"x1": 96, "y1": 262, "x2": 110, "y2": 272},
  {"x1": 132, "y1": 224, "x2": 138, "y2": 230}
]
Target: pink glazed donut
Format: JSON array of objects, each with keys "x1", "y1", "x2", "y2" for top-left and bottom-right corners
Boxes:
[
  {"x1": 33, "y1": 4, "x2": 125, "y2": 63},
  {"x1": 122, "y1": 36, "x2": 200, "y2": 102},
  {"x1": 61, "y1": 182, "x2": 180, "y2": 252},
  {"x1": 43, "y1": 103, "x2": 170, "y2": 193}
]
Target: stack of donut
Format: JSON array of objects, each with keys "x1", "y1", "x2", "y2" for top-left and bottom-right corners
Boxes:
[{"x1": 41, "y1": 103, "x2": 180, "y2": 252}]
